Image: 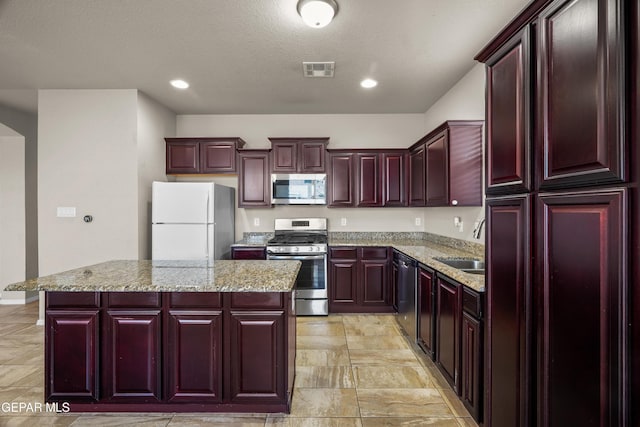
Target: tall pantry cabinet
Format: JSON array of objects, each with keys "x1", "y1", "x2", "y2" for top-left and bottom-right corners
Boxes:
[{"x1": 476, "y1": 0, "x2": 637, "y2": 425}]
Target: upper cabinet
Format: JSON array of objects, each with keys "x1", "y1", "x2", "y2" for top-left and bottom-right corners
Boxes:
[
  {"x1": 327, "y1": 151, "x2": 355, "y2": 207},
  {"x1": 485, "y1": 28, "x2": 532, "y2": 195},
  {"x1": 238, "y1": 150, "x2": 271, "y2": 208},
  {"x1": 269, "y1": 138, "x2": 328, "y2": 173},
  {"x1": 536, "y1": 0, "x2": 626, "y2": 189},
  {"x1": 414, "y1": 121, "x2": 483, "y2": 207},
  {"x1": 165, "y1": 138, "x2": 246, "y2": 175}
]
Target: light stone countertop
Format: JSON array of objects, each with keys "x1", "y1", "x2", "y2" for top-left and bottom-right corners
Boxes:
[{"x1": 4, "y1": 260, "x2": 301, "y2": 293}]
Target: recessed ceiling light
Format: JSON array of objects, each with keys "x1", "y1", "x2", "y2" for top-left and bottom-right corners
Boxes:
[
  {"x1": 170, "y1": 79, "x2": 189, "y2": 89},
  {"x1": 360, "y1": 78, "x2": 378, "y2": 89}
]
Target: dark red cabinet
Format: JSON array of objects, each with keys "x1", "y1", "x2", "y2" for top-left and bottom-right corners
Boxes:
[
  {"x1": 45, "y1": 310, "x2": 99, "y2": 401},
  {"x1": 238, "y1": 150, "x2": 271, "y2": 208},
  {"x1": 435, "y1": 275, "x2": 461, "y2": 393},
  {"x1": 537, "y1": 189, "x2": 627, "y2": 427},
  {"x1": 231, "y1": 246, "x2": 267, "y2": 260},
  {"x1": 269, "y1": 138, "x2": 328, "y2": 173},
  {"x1": 355, "y1": 153, "x2": 382, "y2": 207},
  {"x1": 382, "y1": 151, "x2": 407, "y2": 206},
  {"x1": 486, "y1": 28, "x2": 531, "y2": 195},
  {"x1": 103, "y1": 310, "x2": 162, "y2": 402},
  {"x1": 425, "y1": 131, "x2": 448, "y2": 206},
  {"x1": 45, "y1": 291, "x2": 295, "y2": 412},
  {"x1": 165, "y1": 138, "x2": 246, "y2": 175},
  {"x1": 166, "y1": 311, "x2": 223, "y2": 403},
  {"x1": 228, "y1": 311, "x2": 286, "y2": 403},
  {"x1": 327, "y1": 152, "x2": 355, "y2": 207},
  {"x1": 537, "y1": 0, "x2": 625, "y2": 189},
  {"x1": 485, "y1": 195, "x2": 532, "y2": 427},
  {"x1": 329, "y1": 247, "x2": 392, "y2": 313},
  {"x1": 461, "y1": 287, "x2": 483, "y2": 422},
  {"x1": 409, "y1": 145, "x2": 426, "y2": 206},
  {"x1": 417, "y1": 266, "x2": 435, "y2": 357}
]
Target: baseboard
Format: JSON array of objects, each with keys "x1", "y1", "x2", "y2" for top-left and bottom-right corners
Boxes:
[{"x1": 0, "y1": 294, "x2": 39, "y2": 305}]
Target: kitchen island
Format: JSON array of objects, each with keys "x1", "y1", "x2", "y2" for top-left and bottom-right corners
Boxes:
[{"x1": 5, "y1": 260, "x2": 300, "y2": 413}]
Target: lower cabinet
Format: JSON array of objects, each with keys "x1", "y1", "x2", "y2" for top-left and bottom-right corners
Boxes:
[
  {"x1": 328, "y1": 246, "x2": 392, "y2": 313},
  {"x1": 103, "y1": 310, "x2": 162, "y2": 402},
  {"x1": 435, "y1": 276, "x2": 462, "y2": 393},
  {"x1": 45, "y1": 291, "x2": 294, "y2": 411},
  {"x1": 417, "y1": 265, "x2": 435, "y2": 357},
  {"x1": 461, "y1": 287, "x2": 483, "y2": 421},
  {"x1": 166, "y1": 310, "x2": 223, "y2": 403}
]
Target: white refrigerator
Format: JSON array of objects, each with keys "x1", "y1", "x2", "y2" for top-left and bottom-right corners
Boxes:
[{"x1": 152, "y1": 182, "x2": 235, "y2": 264}]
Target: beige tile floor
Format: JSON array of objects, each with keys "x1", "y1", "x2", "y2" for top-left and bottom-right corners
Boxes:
[{"x1": 0, "y1": 302, "x2": 478, "y2": 426}]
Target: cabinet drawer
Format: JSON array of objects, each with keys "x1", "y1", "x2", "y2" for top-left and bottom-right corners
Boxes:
[
  {"x1": 330, "y1": 247, "x2": 357, "y2": 259},
  {"x1": 107, "y1": 292, "x2": 161, "y2": 308},
  {"x1": 47, "y1": 292, "x2": 100, "y2": 308},
  {"x1": 462, "y1": 287, "x2": 483, "y2": 319},
  {"x1": 168, "y1": 292, "x2": 222, "y2": 308},
  {"x1": 229, "y1": 292, "x2": 284, "y2": 309},
  {"x1": 360, "y1": 247, "x2": 388, "y2": 260},
  {"x1": 231, "y1": 247, "x2": 267, "y2": 260}
]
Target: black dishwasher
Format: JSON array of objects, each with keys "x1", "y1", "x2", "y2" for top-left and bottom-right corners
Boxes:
[{"x1": 396, "y1": 252, "x2": 417, "y2": 342}]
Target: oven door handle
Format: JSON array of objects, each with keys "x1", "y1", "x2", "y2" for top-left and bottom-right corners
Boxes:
[{"x1": 267, "y1": 254, "x2": 326, "y2": 261}]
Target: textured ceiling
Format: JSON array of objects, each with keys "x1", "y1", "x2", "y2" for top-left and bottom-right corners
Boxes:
[{"x1": 0, "y1": 0, "x2": 530, "y2": 115}]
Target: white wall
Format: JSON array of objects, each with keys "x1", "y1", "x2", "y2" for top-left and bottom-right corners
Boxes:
[
  {"x1": 0, "y1": 105, "x2": 38, "y2": 279},
  {"x1": 177, "y1": 114, "x2": 427, "y2": 236},
  {"x1": 0, "y1": 124, "x2": 34, "y2": 303},
  {"x1": 136, "y1": 93, "x2": 176, "y2": 260},
  {"x1": 422, "y1": 64, "x2": 486, "y2": 242},
  {"x1": 38, "y1": 90, "x2": 139, "y2": 275}
]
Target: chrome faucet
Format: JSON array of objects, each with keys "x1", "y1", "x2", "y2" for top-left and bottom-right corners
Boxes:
[{"x1": 472, "y1": 218, "x2": 486, "y2": 239}]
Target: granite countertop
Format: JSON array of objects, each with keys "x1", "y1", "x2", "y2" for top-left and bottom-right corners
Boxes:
[
  {"x1": 329, "y1": 236, "x2": 485, "y2": 292},
  {"x1": 4, "y1": 260, "x2": 301, "y2": 293}
]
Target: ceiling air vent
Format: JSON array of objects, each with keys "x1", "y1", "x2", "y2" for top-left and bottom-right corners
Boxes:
[{"x1": 303, "y1": 62, "x2": 335, "y2": 78}]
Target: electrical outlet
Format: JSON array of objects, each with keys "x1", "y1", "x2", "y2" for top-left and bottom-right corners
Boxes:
[
  {"x1": 340, "y1": 218, "x2": 347, "y2": 226},
  {"x1": 458, "y1": 221, "x2": 464, "y2": 232},
  {"x1": 253, "y1": 218, "x2": 260, "y2": 226},
  {"x1": 415, "y1": 217, "x2": 421, "y2": 226},
  {"x1": 453, "y1": 216, "x2": 461, "y2": 227}
]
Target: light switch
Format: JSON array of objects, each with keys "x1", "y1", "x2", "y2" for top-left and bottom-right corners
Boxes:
[{"x1": 57, "y1": 207, "x2": 76, "y2": 218}]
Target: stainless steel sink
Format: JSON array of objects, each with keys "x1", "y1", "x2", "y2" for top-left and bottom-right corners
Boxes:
[
  {"x1": 459, "y1": 268, "x2": 485, "y2": 275},
  {"x1": 434, "y1": 257, "x2": 485, "y2": 270}
]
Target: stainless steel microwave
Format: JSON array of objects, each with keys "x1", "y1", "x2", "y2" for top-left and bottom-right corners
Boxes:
[{"x1": 271, "y1": 174, "x2": 326, "y2": 205}]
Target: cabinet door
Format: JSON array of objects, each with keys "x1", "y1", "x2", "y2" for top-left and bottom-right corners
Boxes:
[
  {"x1": 327, "y1": 153, "x2": 354, "y2": 207},
  {"x1": 383, "y1": 152, "x2": 406, "y2": 206},
  {"x1": 426, "y1": 132, "x2": 449, "y2": 206},
  {"x1": 103, "y1": 310, "x2": 162, "y2": 402},
  {"x1": 167, "y1": 311, "x2": 223, "y2": 403},
  {"x1": 228, "y1": 311, "x2": 286, "y2": 403},
  {"x1": 166, "y1": 141, "x2": 200, "y2": 174},
  {"x1": 486, "y1": 28, "x2": 531, "y2": 194},
  {"x1": 46, "y1": 310, "x2": 99, "y2": 401},
  {"x1": 409, "y1": 146, "x2": 426, "y2": 206},
  {"x1": 328, "y1": 259, "x2": 358, "y2": 311},
  {"x1": 537, "y1": 0, "x2": 625, "y2": 189},
  {"x1": 299, "y1": 142, "x2": 326, "y2": 172},
  {"x1": 271, "y1": 142, "x2": 297, "y2": 172},
  {"x1": 486, "y1": 195, "x2": 532, "y2": 427},
  {"x1": 537, "y1": 189, "x2": 627, "y2": 427},
  {"x1": 238, "y1": 151, "x2": 271, "y2": 208},
  {"x1": 200, "y1": 142, "x2": 237, "y2": 173},
  {"x1": 356, "y1": 153, "x2": 381, "y2": 207},
  {"x1": 461, "y1": 312, "x2": 482, "y2": 421},
  {"x1": 417, "y1": 267, "x2": 435, "y2": 357},
  {"x1": 359, "y1": 259, "x2": 388, "y2": 306},
  {"x1": 435, "y1": 276, "x2": 461, "y2": 392}
]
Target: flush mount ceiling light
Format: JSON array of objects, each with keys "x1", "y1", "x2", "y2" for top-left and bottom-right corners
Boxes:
[
  {"x1": 297, "y1": 0, "x2": 338, "y2": 28},
  {"x1": 360, "y1": 78, "x2": 378, "y2": 89},
  {"x1": 170, "y1": 79, "x2": 189, "y2": 89}
]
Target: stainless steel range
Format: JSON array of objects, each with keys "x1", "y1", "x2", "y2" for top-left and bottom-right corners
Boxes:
[{"x1": 267, "y1": 218, "x2": 328, "y2": 316}]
